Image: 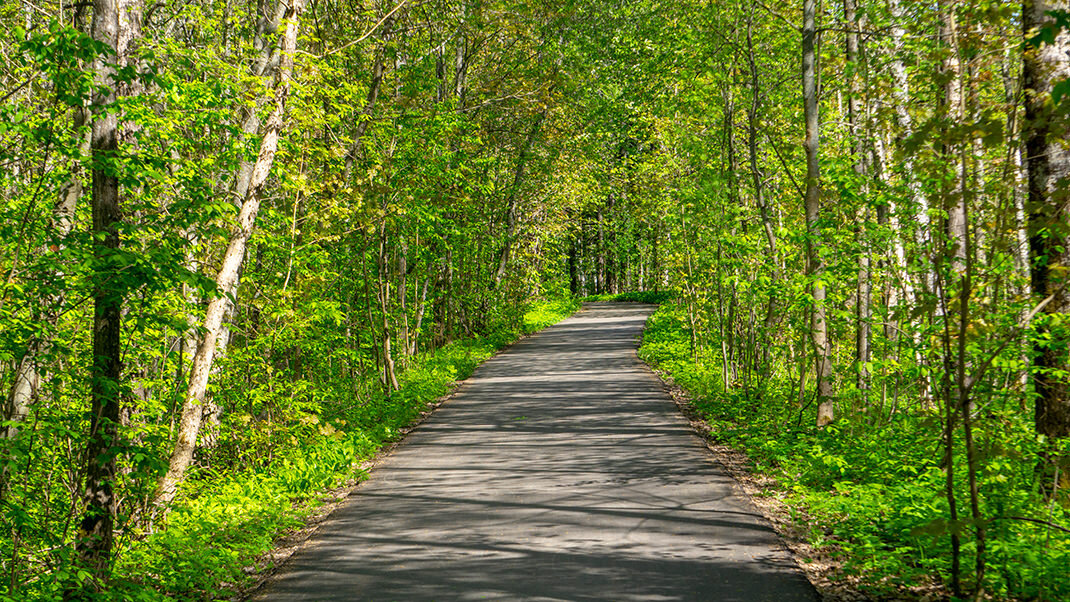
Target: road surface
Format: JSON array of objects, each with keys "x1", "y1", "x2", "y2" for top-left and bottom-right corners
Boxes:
[{"x1": 254, "y1": 302, "x2": 819, "y2": 601}]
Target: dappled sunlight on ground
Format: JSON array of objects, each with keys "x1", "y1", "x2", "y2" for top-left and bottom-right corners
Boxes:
[{"x1": 254, "y1": 303, "x2": 817, "y2": 602}]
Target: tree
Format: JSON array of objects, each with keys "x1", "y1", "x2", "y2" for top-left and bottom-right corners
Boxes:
[
  {"x1": 155, "y1": 0, "x2": 307, "y2": 510},
  {"x1": 72, "y1": 0, "x2": 140, "y2": 588},
  {"x1": 1024, "y1": 0, "x2": 1070, "y2": 480},
  {"x1": 803, "y1": 0, "x2": 834, "y2": 426},
  {"x1": 844, "y1": 0, "x2": 872, "y2": 400}
]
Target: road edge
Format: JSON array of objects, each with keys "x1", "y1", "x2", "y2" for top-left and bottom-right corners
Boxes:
[{"x1": 237, "y1": 305, "x2": 589, "y2": 600}]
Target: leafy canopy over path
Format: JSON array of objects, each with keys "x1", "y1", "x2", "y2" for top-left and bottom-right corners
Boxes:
[{"x1": 1, "y1": 0, "x2": 1068, "y2": 599}]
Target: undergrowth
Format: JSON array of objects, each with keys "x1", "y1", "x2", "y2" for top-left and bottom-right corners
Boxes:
[
  {"x1": 638, "y1": 302, "x2": 1070, "y2": 601},
  {"x1": 8, "y1": 298, "x2": 577, "y2": 602},
  {"x1": 579, "y1": 290, "x2": 674, "y2": 304}
]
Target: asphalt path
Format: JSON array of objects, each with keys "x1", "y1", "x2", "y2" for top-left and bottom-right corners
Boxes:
[{"x1": 254, "y1": 302, "x2": 819, "y2": 601}]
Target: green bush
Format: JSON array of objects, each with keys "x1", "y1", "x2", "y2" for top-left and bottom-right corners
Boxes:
[
  {"x1": 1, "y1": 299, "x2": 579, "y2": 602},
  {"x1": 638, "y1": 302, "x2": 1070, "y2": 600},
  {"x1": 523, "y1": 298, "x2": 580, "y2": 333},
  {"x1": 580, "y1": 290, "x2": 674, "y2": 304}
]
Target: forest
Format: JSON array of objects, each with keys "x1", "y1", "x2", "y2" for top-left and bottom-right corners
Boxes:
[{"x1": 0, "y1": 0, "x2": 1068, "y2": 599}]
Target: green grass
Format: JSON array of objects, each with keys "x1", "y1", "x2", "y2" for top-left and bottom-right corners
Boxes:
[
  {"x1": 523, "y1": 297, "x2": 580, "y2": 333},
  {"x1": 637, "y1": 302, "x2": 1070, "y2": 601},
  {"x1": 10, "y1": 299, "x2": 578, "y2": 602},
  {"x1": 579, "y1": 290, "x2": 674, "y2": 304}
]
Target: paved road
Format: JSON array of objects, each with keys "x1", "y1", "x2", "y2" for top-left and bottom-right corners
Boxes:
[{"x1": 255, "y1": 303, "x2": 819, "y2": 602}]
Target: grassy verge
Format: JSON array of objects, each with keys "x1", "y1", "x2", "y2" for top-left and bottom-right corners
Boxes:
[
  {"x1": 21, "y1": 298, "x2": 579, "y2": 602},
  {"x1": 579, "y1": 290, "x2": 674, "y2": 304},
  {"x1": 522, "y1": 297, "x2": 582, "y2": 333},
  {"x1": 637, "y1": 302, "x2": 1069, "y2": 601}
]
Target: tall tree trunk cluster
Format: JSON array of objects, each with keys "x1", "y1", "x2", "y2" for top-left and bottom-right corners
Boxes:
[
  {"x1": 578, "y1": 1, "x2": 1070, "y2": 595},
  {"x1": 155, "y1": 0, "x2": 307, "y2": 510},
  {"x1": 1, "y1": 0, "x2": 1070, "y2": 597},
  {"x1": 1024, "y1": 0, "x2": 1070, "y2": 483},
  {"x1": 0, "y1": 0, "x2": 577, "y2": 593}
]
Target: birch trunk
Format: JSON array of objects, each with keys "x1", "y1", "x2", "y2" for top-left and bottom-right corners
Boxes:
[
  {"x1": 155, "y1": 0, "x2": 306, "y2": 510},
  {"x1": 939, "y1": 0, "x2": 967, "y2": 273},
  {"x1": 1024, "y1": 0, "x2": 1070, "y2": 449},
  {"x1": 845, "y1": 0, "x2": 871, "y2": 398},
  {"x1": 194, "y1": 0, "x2": 290, "y2": 448},
  {"x1": 1001, "y1": 51, "x2": 1033, "y2": 288},
  {"x1": 803, "y1": 0, "x2": 835, "y2": 426},
  {"x1": 3, "y1": 3, "x2": 98, "y2": 436},
  {"x1": 3, "y1": 112, "x2": 87, "y2": 439},
  {"x1": 886, "y1": 0, "x2": 926, "y2": 300}
]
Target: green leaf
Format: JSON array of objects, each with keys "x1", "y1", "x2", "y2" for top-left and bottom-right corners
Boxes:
[{"x1": 1053, "y1": 79, "x2": 1070, "y2": 106}]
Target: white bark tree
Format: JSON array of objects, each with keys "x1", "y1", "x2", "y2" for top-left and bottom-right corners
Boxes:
[
  {"x1": 155, "y1": 0, "x2": 307, "y2": 510},
  {"x1": 803, "y1": 0, "x2": 835, "y2": 426},
  {"x1": 1024, "y1": 0, "x2": 1070, "y2": 464}
]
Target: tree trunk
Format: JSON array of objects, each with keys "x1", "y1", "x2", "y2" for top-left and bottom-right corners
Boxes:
[
  {"x1": 399, "y1": 236, "x2": 410, "y2": 359},
  {"x1": 803, "y1": 0, "x2": 834, "y2": 426},
  {"x1": 596, "y1": 208, "x2": 605, "y2": 293},
  {"x1": 341, "y1": 7, "x2": 397, "y2": 183},
  {"x1": 410, "y1": 277, "x2": 430, "y2": 356},
  {"x1": 378, "y1": 220, "x2": 399, "y2": 392},
  {"x1": 3, "y1": 109, "x2": 87, "y2": 439},
  {"x1": 454, "y1": 12, "x2": 469, "y2": 107},
  {"x1": 1024, "y1": 0, "x2": 1070, "y2": 457},
  {"x1": 746, "y1": 16, "x2": 777, "y2": 269},
  {"x1": 73, "y1": 0, "x2": 135, "y2": 585},
  {"x1": 939, "y1": 0, "x2": 967, "y2": 273},
  {"x1": 494, "y1": 110, "x2": 547, "y2": 287},
  {"x1": 190, "y1": 0, "x2": 290, "y2": 451},
  {"x1": 155, "y1": 0, "x2": 306, "y2": 510},
  {"x1": 886, "y1": 0, "x2": 927, "y2": 299},
  {"x1": 568, "y1": 234, "x2": 579, "y2": 295},
  {"x1": 745, "y1": 13, "x2": 780, "y2": 375},
  {"x1": 996, "y1": 50, "x2": 1032, "y2": 295},
  {"x1": 4, "y1": 4, "x2": 98, "y2": 436},
  {"x1": 844, "y1": 0, "x2": 871, "y2": 400}
]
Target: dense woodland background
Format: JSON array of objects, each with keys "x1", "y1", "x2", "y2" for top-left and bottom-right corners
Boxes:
[{"x1": 1, "y1": 0, "x2": 1069, "y2": 599}]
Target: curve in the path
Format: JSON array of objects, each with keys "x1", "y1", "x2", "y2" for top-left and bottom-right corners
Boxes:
[{"x1": 254, "y1": 302, "x2": 819, "y2": 602}]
